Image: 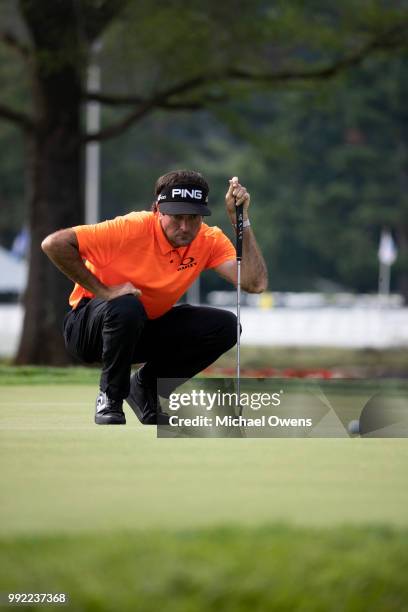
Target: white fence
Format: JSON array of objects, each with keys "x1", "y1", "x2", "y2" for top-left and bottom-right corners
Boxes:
[
  {"x1": 0, "y1": 305, "x2": 24, "y2": 358},
  {"x1": 1, "y1": 304, "x2": 408, "y2": 358},
  {"x1": 232, "y1": 306, "x2": 408, "y2": 348}
]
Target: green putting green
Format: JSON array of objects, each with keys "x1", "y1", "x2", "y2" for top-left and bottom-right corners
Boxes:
[
  {"x1": 1, "y1": 384, "x2": 408, "y2": 536},
  {"x1": 1, "y1": 381, "x2": 408, "y2": 611}
]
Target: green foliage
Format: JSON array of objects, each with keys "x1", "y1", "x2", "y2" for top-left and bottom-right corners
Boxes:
[
  {"x1": 292, "y1": 56, "x2": 408, "y2": 292},
  {"x1": 207, "y1": 55, "x2": 408, "y2": 293}
]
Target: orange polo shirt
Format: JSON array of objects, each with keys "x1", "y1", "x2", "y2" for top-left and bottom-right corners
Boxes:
[{"x1": 69, "y1": 211, "x2": 236, "y2": 319}]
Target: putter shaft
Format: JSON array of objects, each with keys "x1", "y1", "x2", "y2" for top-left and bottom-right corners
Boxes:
[{"x1": 237, "y1": 259, "x2": 241, "y2": 407}]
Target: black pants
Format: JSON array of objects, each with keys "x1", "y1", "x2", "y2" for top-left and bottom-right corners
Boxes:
[{"x1": 63, "y1": 295, "x2": 238, "y2": 400}]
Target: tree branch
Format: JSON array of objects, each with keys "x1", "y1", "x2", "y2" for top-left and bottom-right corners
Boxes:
[
  {"x1": 83, "y1": 91, "x2": 224, "y2": 142},
  {"x1": 84, "y1": 25, "x2": 408, "y2": 142},
  {"x1": 84, "y1": 104, "x2": 150, "y2": 142},
  {"x1": 227, "y1": 26, "x2": 408, "y2": 84},
  {"x1": 84, "y1": 92, "x2": 144, "y2": 106},
  {"x1": 83, "y1": 75, "x2": 214, "y2": 142},
  {"x1": 0, "y1": 30, "x2": 30, "y2": 60},
  {"x1": 0, "y1": 102, "x2": 35, "y2": 131},
  {"x1": 83, "y1": 75, "x2": 212, "y2": 107},
  {"x1": 84, "y1": 91, "x2": 222, "y2": 109},
  {"x1": 160, "y1": 100, "x2": 205, "y2": 110}
]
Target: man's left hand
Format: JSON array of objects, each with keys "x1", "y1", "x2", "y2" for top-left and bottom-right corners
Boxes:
[{"x1": 225, "y1": 176, "x2": 250, "y2": 224}]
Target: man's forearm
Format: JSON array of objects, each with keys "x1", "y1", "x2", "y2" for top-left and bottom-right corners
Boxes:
[
  {"x1": 224, "y1": 178, "x2": 267, "y2": 293},
  {"x1": 239, "y1": 227, "x2": 268, "y2": 293},
  {"x1": 41, "y1": 230, "x2": 108, "y2": 299}
]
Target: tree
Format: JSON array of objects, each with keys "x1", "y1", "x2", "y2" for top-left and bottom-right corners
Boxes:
[
  {"x1": 0, "y1": 0, "x2": 407, "y2": 363},
  {"x1": 239, "y1": 55, "x2": 408, "y2": 297}
]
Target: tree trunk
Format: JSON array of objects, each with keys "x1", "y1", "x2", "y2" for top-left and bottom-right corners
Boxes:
[
  {"x1": 13, "y1": 0, "x2": 127, "y2": 364},
  {"x1": 15, "y1": 35, "x2": 83, "y2": 364}
]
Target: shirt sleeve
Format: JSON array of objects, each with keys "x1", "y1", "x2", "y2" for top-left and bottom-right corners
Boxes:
[
  {"x1": 72, "y1": 212, "x2": 147, "y2": 268},
  {"x1": 205, "y1": 228, "x2": 236, "y2": 269}
]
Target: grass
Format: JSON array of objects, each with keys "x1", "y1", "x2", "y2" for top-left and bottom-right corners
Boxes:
[
  {"x1": 0, "y1": 345, "x2": 407, "y2": 385},
  {"x1": 1, "y1": 526, "x2": 408, "y2": 611},
  {"x1": 1, "y1": 385, "x2": 408, "y2": 534},
  {"x1": 0, "y1": 365, "x2": 101, "y2": 385},
  {"x1": 1, "y1": 379, "x2": 407, "y2": 610}
]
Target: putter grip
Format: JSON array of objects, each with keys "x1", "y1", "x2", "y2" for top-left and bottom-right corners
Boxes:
[{"x1": 236, "y1": 203, "x2": 244, "y2": 261}]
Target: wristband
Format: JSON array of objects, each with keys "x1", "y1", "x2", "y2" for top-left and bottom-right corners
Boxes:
[{"x1": 233, "y1": 219, "x2": 251, "y2": 229}]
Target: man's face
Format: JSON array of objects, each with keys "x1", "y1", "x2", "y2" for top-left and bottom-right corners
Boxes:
[{"x1": 159, "y1": 213, "x2": 202, "y2": 247}]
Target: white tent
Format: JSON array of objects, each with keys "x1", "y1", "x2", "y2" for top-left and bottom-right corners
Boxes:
[{"x1": 0, "y1": 246, "x2": 27, "y2": 293}]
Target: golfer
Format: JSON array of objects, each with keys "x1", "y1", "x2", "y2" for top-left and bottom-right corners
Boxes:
[{"x1": 41, "y1": 170, "x2": 268, "y2": 425}]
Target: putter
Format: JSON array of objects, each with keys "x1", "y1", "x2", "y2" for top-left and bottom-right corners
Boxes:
[{"x1": 234, "y1": 183, "x2": 244, "y2": 417}]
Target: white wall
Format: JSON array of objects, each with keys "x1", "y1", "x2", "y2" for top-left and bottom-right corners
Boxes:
[
  {"x1": 1, "y1": 304, "x2": 408, "y2": 358},
  {"x1": 234, "y1": 306, "x2": 408, "y2": 348},
  {"x1": 0, "y1": 305, "x2": 24, "y2": 357}
]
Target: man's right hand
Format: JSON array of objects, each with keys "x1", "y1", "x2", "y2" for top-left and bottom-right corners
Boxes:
[
  {"x1": 99, "y1": 283, "x2": 142, "y2": 301},
  {"x1": 41, "y1": 229, "x2": 142, "y2": 303}
]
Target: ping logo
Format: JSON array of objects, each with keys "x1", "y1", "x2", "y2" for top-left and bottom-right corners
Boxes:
[
  {"x1": 172, "y1": 188, "x2": 203, "y2": 200},
  {"x1": 177, "y1": 256, "x2": 197, "y2": 271}
]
